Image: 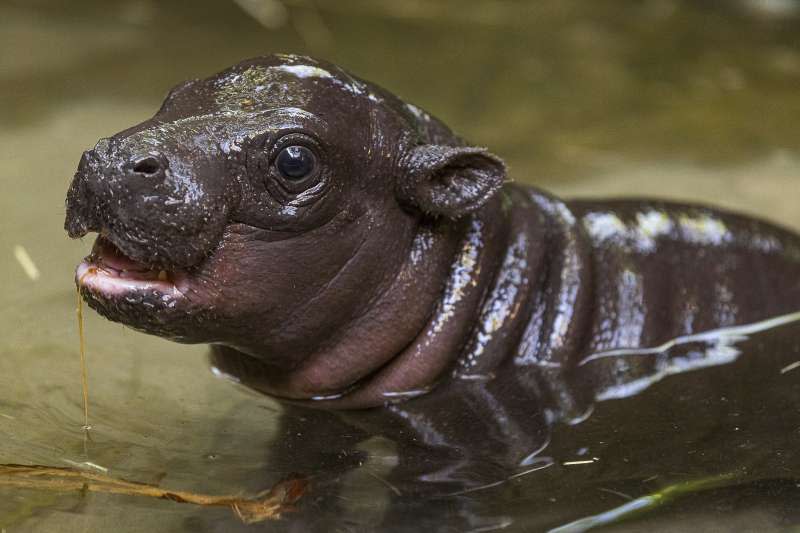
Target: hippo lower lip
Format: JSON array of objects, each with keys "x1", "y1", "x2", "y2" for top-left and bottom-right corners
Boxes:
[{"x1": 76, "y1": 236, "x2": 188, "y2": 299}]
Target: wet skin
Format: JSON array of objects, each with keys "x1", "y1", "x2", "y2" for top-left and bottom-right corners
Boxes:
[{"x1": 65, "y1": 55, "x2": 800, "y2": 496}]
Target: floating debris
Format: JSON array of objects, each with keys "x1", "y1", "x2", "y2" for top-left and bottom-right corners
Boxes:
[
  {"x1": 780, "y1": 360, "x2": 800, "y2": 374},
  {"x1": 0, "y1": 464, "x2": 308, "y2": 524},
  {"x1": 13, "y1": 245, "x2": 40, "y2": 280},
  {"x1": 562, "y1": 459, "x2": 597, "y2": 466},
  {"x1": 62, "y1": 459, "x2": 108, "y2": 473}
]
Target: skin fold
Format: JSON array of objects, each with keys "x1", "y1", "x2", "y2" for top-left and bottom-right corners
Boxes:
[{"x1": 64, "y1": 55, "x2": 800, "y2": 499}]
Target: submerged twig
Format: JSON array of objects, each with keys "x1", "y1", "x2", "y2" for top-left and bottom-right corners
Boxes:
[
  {"x1": 549, "y1": 473, "x2": 736, "y2": 533},
  {"x1": 0, "y1": 464, "x2": 308, "y2": 524}
]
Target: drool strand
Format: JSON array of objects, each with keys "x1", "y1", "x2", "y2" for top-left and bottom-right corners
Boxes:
[{"x1": 77, "y1": 271, "x2": 93, "y2": 431}]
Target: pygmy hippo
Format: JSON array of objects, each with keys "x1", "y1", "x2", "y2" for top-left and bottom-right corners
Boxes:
[{"x1": 65, "y1": 56, "x2": 800, "y2": 474}]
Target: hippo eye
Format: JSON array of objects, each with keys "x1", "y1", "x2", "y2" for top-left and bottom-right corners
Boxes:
[{"x1": 275, "y1": 145, "x2": 316, "y2": 181}]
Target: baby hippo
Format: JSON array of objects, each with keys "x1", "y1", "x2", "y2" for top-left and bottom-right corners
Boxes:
[{"x1": 65, "y1": 54, "x2": 800, "y2": 419}]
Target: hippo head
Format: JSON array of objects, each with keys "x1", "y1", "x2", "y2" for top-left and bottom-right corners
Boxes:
[{"x1": 65, "y1": 54, "x2": 505, "y2": 384}]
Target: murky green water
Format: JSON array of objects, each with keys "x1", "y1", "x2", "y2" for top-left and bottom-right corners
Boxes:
[{"x1": 2, "y1": 0, "x2": 800, "y2": 530}]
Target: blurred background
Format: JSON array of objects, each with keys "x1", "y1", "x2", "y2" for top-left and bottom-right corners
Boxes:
[{"x1": 0, "y1": 0, "x2": 799, "y2": 530}]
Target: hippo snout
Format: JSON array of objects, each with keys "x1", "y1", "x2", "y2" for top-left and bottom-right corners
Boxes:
[
  {"x1": 64, "y1": 139, "x2": 235, "y2": 269},
  {"x1": 66, "y1": 147, "x2": 169, "y2": 234}
]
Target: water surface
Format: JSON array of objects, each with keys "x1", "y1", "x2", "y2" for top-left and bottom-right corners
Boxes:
[{"x1": 1, "y1": 1, "x2": 799, "y2": 530}]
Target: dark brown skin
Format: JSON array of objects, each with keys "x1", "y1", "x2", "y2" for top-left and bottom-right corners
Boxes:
[{"x1": 65, "y1": 55, "x2": 800, "y2": 497}]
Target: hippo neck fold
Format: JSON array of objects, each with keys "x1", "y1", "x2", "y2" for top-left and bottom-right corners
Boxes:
[
  {"x1": 209, "y1": 187, "x2": 596, "y2": 410},
  {"x1": 305, "y1": 187, "x2": 599, "y2": 410},
  {"x1": 314, "y1": 193, "x2": 519, "y2": 408}
]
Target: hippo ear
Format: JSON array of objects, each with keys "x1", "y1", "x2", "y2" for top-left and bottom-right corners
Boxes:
[{"x1": 398, "y1": 145, "x2": 506, "y2": 219}]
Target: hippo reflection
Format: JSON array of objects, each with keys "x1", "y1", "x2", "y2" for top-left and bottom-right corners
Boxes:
[{"x1": 65, "y1": 55, "x2": 800, "y2": 502}]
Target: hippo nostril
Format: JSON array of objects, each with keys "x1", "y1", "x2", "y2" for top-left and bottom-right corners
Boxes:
[{"x1": 132, "y1": 156, "x2": 164, "y2": 175}]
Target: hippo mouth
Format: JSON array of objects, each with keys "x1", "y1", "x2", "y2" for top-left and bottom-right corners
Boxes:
[{"x1": 77, "y1": 235, "x2": 189, "y2": 299}]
